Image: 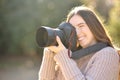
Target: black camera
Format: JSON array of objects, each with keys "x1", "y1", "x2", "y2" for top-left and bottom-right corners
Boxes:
[{"x1": 36, "y1": 22, "x2": 78, "y2": 51}]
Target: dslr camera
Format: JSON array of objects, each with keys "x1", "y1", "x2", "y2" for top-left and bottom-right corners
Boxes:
[{"x1": 36, "y1": 22, "x2": 78, "y2": 51}]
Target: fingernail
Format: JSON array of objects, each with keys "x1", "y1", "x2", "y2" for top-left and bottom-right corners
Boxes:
[{"x1": 56, "y1": 36, "x2": 59, "y2": 39}]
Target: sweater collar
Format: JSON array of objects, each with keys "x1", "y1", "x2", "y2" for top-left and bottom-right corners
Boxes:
[{"x1": 71, "y1": 42, "x2": 108, "y2": 60}]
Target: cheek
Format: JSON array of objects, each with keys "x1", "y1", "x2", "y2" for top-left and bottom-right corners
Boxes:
[
  {"x1": 84, "y1": 27, "x2": 92, "y2": 35},
  {"x1": 75, "y1": 29, "x2": 80, "y2": 35},
  {"x1": 84, "y1": 28, "x2": 94, "y2": 40},
  {"x1": 87, "y1": 32, "x2": 96, "y2": 43}
]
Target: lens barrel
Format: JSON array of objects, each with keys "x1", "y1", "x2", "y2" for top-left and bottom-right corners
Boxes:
[{"x1": 36, "y1": 26, "x2": 64, "y2": 47}]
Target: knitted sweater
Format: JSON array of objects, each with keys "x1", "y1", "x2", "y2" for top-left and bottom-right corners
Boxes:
[{"x1": 38, "y1": 47, "x2": 120, "y2": 80}]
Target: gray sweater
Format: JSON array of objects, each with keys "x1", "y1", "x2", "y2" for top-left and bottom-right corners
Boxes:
[{"x1": 38, "y1": 47, "x2": 119, "y2": 80}]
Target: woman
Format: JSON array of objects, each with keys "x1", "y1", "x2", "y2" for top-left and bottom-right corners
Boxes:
[{"x1": 38, "y1": 6, "x2": 120, "y2": 80}]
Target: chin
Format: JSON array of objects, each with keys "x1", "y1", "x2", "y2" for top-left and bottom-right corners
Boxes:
[{"x1": 81, "y1": 43, "x2": 88, "y2": 48}]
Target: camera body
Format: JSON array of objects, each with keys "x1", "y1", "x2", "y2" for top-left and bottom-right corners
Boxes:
[{"x1": 36, "y1": 22, "x2": 78, "y2": 51}]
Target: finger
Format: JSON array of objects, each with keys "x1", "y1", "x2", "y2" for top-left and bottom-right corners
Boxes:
[
  {"x1": 47, "y1": 46, "x2": 56, "y2": 50},
  {"x1": 56, "y1": 36, "x2": 63, "y2": 46}
]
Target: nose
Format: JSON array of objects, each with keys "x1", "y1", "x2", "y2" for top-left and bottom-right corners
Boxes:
[{"x1": 76, "y1": 28, "x2": 81, "y2": 35}]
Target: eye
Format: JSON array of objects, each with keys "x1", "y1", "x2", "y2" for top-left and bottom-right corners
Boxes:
[
  {"x1": 75, "y1": 23, "x2": 86, "y2": 29},
  {"x1": 78, "y1": 24, "x2": 84, "y2": 28}
]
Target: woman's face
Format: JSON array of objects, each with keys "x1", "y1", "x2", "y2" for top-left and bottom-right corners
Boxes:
[{"x1": 69, "y1": 14, "x2": 97, "y2": 48}]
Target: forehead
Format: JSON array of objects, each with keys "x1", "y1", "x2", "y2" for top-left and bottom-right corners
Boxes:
[{"x1": 69, "y1": 14, "x2": 86, "y2": 25}]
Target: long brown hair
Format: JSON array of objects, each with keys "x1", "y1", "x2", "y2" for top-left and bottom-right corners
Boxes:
[{"x1": 66, "y1": 6, "x2": 113, "y2": 48}]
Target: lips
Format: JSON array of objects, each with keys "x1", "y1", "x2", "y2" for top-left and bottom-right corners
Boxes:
[{"x1": 78, "y1": 36, "x2": 85, "y2": 41}]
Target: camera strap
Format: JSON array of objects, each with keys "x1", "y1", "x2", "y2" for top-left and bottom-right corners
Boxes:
[{"x1": 71, "y1": 42, "x2": 108, "y2": 60}]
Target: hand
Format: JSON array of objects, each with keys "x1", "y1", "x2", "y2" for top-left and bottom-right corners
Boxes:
[{"x1": 47, "y1": 36, "x2": 66, "y2": 53}]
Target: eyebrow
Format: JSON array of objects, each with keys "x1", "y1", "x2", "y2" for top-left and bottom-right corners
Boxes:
[{"x1": 77, "y1": 22, "x2": 86, "y2": 26}]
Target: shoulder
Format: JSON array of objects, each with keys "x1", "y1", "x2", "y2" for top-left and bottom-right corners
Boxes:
[
  {"x1": 94, "y1": 47, "x2": 119, "y2": 61},
  {"x1": 97, "y1": 47, "x2": 118, "y2": 55}
]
